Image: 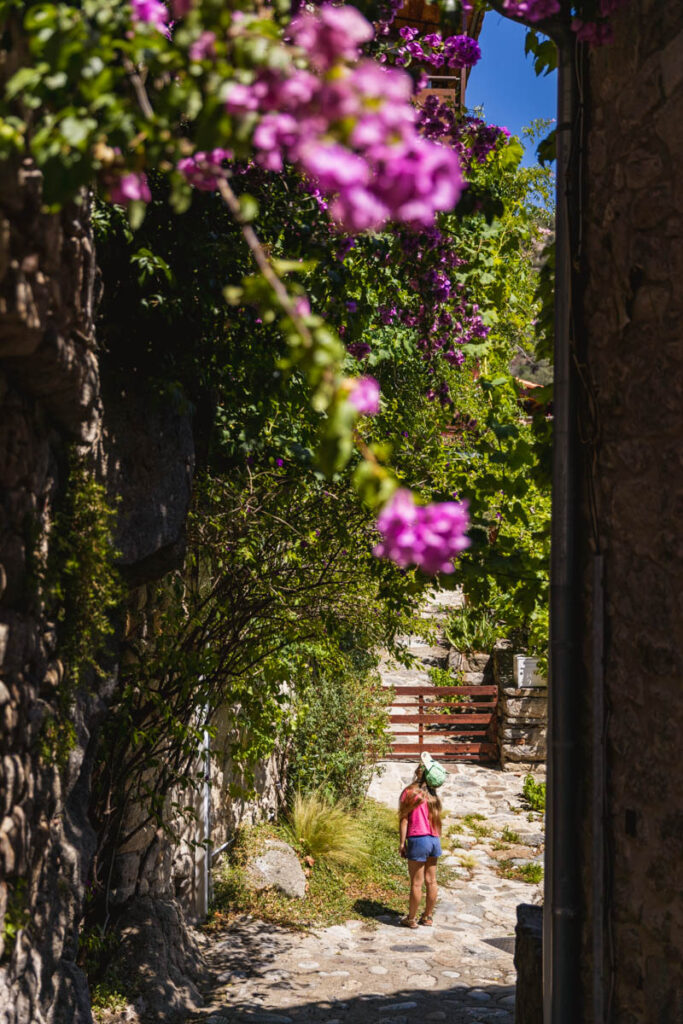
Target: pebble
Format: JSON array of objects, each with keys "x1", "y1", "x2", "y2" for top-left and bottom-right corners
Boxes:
[
  {"x1": 442, "y1": 970, "x2": 461, "y2": 978},
  {"x1": 404, "y1": 958, "x2": 432, "y2": 972},
  {"x1": 298, "y1": 960, "x2": 320, "y2": 969},
  {"x1": 406, "y1": 973, "x2": 437, "y2": 988},
  {"x1": 380, "y1": 1001, "x2": 418, "y2": 1012},
  {"x1": 369, "y1": 965, "x2": 388, "y2": 975}
]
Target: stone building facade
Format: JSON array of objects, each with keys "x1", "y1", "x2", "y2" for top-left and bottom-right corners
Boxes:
[
  {"x1": 0, "y1": 166, "x2": 106, "y2": 1024},
  {"x1": 0, "y1": 164, "x2": 196, "y2": 1023},
  {"x1": 570, "y1": 2, "x2": 683, "y2": 1019}
]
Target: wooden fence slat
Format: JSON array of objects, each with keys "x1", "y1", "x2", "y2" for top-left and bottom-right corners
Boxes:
[
  {"x1": 390, "y1": 713, "x2": 494, "y2": 725},
  {"x1": 389, "y1": 731, "x2": 490, "y2": 738},
  {"x1": 383, "y1": 685, "x2": 497, "y2": 696},
  {"x1": 391, "y1": 701, "x2": 495, "y2": 710},
  {"x1": 384, "y1": 753, "x2": 496, "y2": 762},
  {"x1": 389, "y1": 742, "x2": 496, "y2": 754}
]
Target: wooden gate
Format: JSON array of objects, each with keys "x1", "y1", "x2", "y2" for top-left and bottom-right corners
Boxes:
[{"x1": 384, "y1": 685, "x2": 498, "y2": 763}]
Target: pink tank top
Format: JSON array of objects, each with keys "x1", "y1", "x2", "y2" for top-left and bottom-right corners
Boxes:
[{"x1": 401, "y1": 789, "x2": 439, "y2": 837}]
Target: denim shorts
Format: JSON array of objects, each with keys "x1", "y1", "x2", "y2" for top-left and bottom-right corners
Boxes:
[{"x1": 406, "y1": 835, "x2": 442, "y2": 862}]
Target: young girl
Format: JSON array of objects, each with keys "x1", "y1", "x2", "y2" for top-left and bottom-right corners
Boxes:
[{"x1": 398, "y1": 753, "x2": 446, "y2": 928}]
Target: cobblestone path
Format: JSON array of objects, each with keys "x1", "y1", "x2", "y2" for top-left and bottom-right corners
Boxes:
[
  {"x1": 191, "y1": 763, "x2": 544, "y2": 1024},
  {"x1": 191, "y1": 593, "x2": 544, "y2": 1024}
]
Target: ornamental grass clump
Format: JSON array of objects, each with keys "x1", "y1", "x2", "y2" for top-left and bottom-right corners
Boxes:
[{"x1": 287, "y1": 791, "x2": 369, "y2": 869}]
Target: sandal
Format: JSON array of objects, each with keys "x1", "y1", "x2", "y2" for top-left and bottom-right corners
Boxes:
[
  {"x1": 400, "y1": 917, "x2": 418, "y2": 929},
  {"x1": 418, "y1": 914, "x2": 433, "y2": 927}
]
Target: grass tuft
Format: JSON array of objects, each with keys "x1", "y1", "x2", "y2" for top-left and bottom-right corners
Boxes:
[
  {"x1": 462, "y1": 813, "x2": 492, "y2": 839},
  {"x1": 497, "y1": 859, "x2": 544, "y2": 884},
  {"x1": 286, "y1": 791, "x2": 369, "y2": 869}
]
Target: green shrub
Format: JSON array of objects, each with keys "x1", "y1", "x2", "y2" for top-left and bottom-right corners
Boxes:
[
  {"x1": 522, "y1": 774, "x2": 546, "y2": 813},
  {"x1": 444, "y1": 607, "x2": 502, "y2": 654},
  {"x1": 287, "y1": 791, "x2": 369, "y2": 869},
  {"x1": 427, "y1": 665, "x2": 457, "y2": 687},
  {"x1": 288, "y1": 655, "x2": 391, "y2": 806}
]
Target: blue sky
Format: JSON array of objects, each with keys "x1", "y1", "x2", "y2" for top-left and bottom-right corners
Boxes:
[{"x1": 466, "y1": 13, "x2": 557, "y2": 165}]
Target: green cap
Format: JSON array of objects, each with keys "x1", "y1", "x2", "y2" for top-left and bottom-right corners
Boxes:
[{"x1": 420, "y1": 751, "x2": 447, "y2": 788}]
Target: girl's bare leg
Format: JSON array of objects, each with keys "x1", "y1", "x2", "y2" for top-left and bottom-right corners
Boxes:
[
  {"x1": 424, "y1": 857, "x2": 438, "y2": 917},
  {"x1": 408, "y1": 860, "x2": 425, "y2": 920}
]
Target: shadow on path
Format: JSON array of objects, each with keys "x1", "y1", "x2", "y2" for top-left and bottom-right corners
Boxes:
[
  {"x1": 192, "y1": 979, "x2": 516, "y2": 1023},
  {"x1": 351, "y1": 900, "x2": 408, "y2": 923}
]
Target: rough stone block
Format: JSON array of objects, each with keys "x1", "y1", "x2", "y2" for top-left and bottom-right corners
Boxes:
[
  {"x1": 502, "y1": 724, "x2": 546, "y2": 742},
  {"x1": 246, "y1": 840, "x2": 306, "y2": 899},
  {"x1": 514, "y1": 903, "x2": 543, "y2": 1024},
  {"x1": 502, "y1": 740, "x2": 547, "y2": 763},
  {"x1": 460, "y1": 671, "x2": 485, "y2": 685},
  {"x1": 501, "y1": 696, "x2": 548, "y2": 720}
]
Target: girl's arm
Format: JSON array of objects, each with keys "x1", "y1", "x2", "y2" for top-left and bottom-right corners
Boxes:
[{"x1": 398, "y1": 816, "x2": 408, "y2": 856}]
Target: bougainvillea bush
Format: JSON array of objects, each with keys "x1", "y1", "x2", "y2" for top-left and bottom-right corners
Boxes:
[{"x1": 1, "y1": 0, "x2": 629, "y2": 577}]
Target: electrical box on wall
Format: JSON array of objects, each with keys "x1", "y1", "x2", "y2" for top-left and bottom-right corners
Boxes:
[{"x1": 513, "y1": 655, "x2": 547, "y2": 688}]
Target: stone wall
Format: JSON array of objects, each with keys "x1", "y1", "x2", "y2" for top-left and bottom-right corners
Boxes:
[
  {"x1": 0, "y1": 164, "x2": 105, "y2": 1024},
  {"x1": 0, "y1": 163, "x2": 196, "y2": 1024},
  {"x1": 576, "y1": 2, "x2": 683, "y2": 1018},
  {"x1": 493, "y1": 645, "x2": 547, "y2": 770}
]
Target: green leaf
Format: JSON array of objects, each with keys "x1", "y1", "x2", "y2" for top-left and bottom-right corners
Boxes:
[
  {"x1": 536, "y1": 129, "x2": 556, "y2": 167},
  {"x1": 128, "y1": 200, "x2": 147, "y2": 230},
  {"x1": 238, "y1": 193, "x2": 260, "y2": 223},
  {"x1": 60, "y1": 114, "x2": 97, "y2": 148}
]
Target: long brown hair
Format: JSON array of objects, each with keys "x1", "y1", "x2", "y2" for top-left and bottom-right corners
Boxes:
[{"x1": 398, "y1": 766, "x2": 442, "y2": 834}]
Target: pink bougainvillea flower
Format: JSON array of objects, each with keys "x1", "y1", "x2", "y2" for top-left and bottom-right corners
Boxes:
[
  {"x1": 571, "y1": 18, "x2": 614, "y2": 44},
  {"x1": 293, "y1": 295, "x2": 311, "y2": 317},
  {"x1": 131, "y1": 0, "x2": 169, "y2": 31},
  {"x1": 109, "y1": 172, "x2": 152, "y2": 205},
  {"x1": 189, "y1": 30, "x2": 216, "y2": 61},
  {"x1": 298, "y1": 143, "x2": 369, "y2": 192},
  {"x1": 502, "y1": 0, "x2": 561, "y2": 21},
  {"x1": 252, "y1": 113, "x2": 300, "y2": 171},
  {"x1": 330, "y1": 186, "x2": 390, "y2": 233},
  {"x1": 348, "y1": 376, "x2": 380, "y2": 415},
  {"x1": 177, "y1": 148, "x2": 233, "y2": 190},
  {"x1": 219, "y1": 11, "x2": 465, "y2": 235},
  {"x1": 347, "y1": 341, "x2": 371, "y2": 359},
  {"x1": 289, "y1": 4, "x2": 374, "y2": 69},
  {"x1": 373, "y1": 489, "x2": 470, "y2": 574},
  {"x1": 224, "y1": 82, "x2": 262, "y2": 115}
]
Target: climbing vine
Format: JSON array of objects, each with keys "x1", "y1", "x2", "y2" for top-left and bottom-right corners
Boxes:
[{"x1": 39, "y1": 458, "x2": 122, "y2": 769}]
